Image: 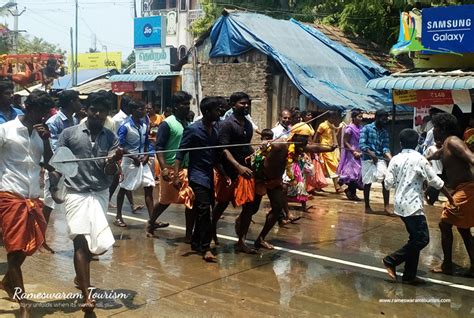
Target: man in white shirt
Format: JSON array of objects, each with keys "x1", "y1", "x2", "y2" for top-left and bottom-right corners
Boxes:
[
  {"x1": 271, "y1": 109, "x2": 291, "y2": 140},
  {"x1": 382, "y1": 129, "x2": 454, "y2": 284},
  {"x1": 0, "y1": 90, "x2": 57, "y2": 314}
]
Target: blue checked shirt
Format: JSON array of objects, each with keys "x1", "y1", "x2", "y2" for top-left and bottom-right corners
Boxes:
[
  {"x1": 117, "y1": 116, "x2": 153, "y2": 154},
  {"x1": 359, "y1": 122, "x2": 390, "y2": 160},
  {"x1": 45, "y1": 110, "x2": 78, "y2": 151}
]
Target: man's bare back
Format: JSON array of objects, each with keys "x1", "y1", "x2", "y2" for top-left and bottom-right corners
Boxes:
[
  {"x1": 263, "y1": 143, "x2": 288, "y2": 180},
  {"x1": 441, "y1": 136, "x2": 474, "y2": 188}
]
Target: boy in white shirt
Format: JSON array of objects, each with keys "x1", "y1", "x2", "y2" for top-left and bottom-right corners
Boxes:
[
  {"x1": 382, "y1": 129, "x2": 454, "y2": 284},
  {"x1": 424, "y1": 140, "x2": 443, "y2": 205}
]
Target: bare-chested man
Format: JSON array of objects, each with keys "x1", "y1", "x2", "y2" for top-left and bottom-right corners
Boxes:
[
  {"x1": 429, "y1": 113, "x2": 474, "y2": 277},
  {"x1": 252, "y1": 132, "x2": 337, "y2": 250}
]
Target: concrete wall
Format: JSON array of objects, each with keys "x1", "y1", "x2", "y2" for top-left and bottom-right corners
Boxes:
[{"x1": 199, "y1": 59, "x2": 272, "y2": 130}]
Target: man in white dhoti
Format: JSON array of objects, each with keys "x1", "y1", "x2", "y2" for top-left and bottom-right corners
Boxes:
[
  {"x1": 114, "y1": 100, "x2": 155, "y2": 227},
  {"x1": 57, "y1": 92, "x2": 123, "y2": 312}
]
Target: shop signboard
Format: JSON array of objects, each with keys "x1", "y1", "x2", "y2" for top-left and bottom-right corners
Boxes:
[
  {"x1": 68, "y1": 52, "x2": 122, "y2": 70},
  {"x1": 134, "y1": 16, "x2": 166, "y2": 48},
  {"x1": 394, "y1": 89, "x2": 453, "y2": 106},
  {"x1": 112, "y1": 82, "x2": 135, "y2": 93},
  {"x1": 422, "y1": 5, "x2": 474, "y2": 54},
  {"x1": 135, "y1": 47, "x2": 171, "y2": 73}
]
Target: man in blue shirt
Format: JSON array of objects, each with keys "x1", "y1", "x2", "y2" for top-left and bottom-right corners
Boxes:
[
  {"x1": 114, "y1": 100, "x2": 155, "y2": 227},
  {"x1": 0, "y1": 79, "x2": 23, "y2": 124},
  {"x1": 359, "y1": 110, "x2": 393, "y2": 215},
  {"x1": 173, "y1": 97, "x2": 221, "y2": 262}
]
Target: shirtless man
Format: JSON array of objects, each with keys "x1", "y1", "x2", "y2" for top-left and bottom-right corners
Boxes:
[
  {"x1": 252, "y1": 133, "x2": 337, "y2": 249},
  {"x1": 429, "y1": 113, "x2": 474, "y2": 277}
]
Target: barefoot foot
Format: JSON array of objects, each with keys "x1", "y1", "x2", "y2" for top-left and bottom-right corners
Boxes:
[
  {"x1": 255, "y1": 239, "x2": 274, "y2": 250},
  {"x1": 80, "y1": 299, "x2": 96, "y2": 313},
  {"x1": 235, "y1": 242, "x2": 258, "y2": 254},
  {"x1": 382, "y1": 259, "x2": 397, "y2": 281},
  {"x1": 431, "y1": 263, "x2": 453, "y2": 275},
  {"x1": 203, "y1": 250, "x2": 217, "y2": 263}
]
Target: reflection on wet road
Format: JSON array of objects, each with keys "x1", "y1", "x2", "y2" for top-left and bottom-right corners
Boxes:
[{"x1": 0, "y1": 186, "x2": 473, "y2": 317}]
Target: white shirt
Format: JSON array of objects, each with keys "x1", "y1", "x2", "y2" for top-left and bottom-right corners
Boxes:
[
  {"x1": 0, "y1": 117, "x2": 44, "y2": 198},
  {"x1": 384, "y1": 149, "x2": 444, "y2": 217},
  {"x1": 424, "y1": 145, "x2": 443, "y2": 175},
  {"x1": 223, "y1": 109, "x2": 259, "y2": 130},
  {"x1": 272, "y1": 123, "x2": 291, "y2": 140},
  {"x1": 112, "y1": 110, "x2": 129, "y2": 130}
]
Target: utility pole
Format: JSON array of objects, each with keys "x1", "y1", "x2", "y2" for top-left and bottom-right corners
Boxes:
[
  {"x1": 74, "y1": 0, "x2": 79, "y2": 86},
  {"x1": 8, "y1": 1, "x2": 26, "y2": 53},
  {"x1": 70, "y1": 27, "x2": 75, "y2": 88}
]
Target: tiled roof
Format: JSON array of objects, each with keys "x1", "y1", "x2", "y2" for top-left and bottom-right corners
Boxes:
[{"x1": 313, "y1": 23, "x2": 412, "y2": 73}]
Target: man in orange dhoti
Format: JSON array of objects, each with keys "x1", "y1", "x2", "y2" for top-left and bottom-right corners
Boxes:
[
  {"x1": 428, "y1": 113, "x2": 474, "y2": 277},
  {"x1": 0, "y1": 90, "x2": 56, "y2": 316},
  {"x1": 147, "y1": 91, "x2": 195, "y2": 240}
]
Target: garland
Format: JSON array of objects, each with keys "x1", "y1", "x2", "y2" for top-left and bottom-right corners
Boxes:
[
  {"x1": 285, "y1": 144, "x2": 296, "y2": 184},
  {"x1": 252, "y1": 143, "x2": 272, "y2": 180}
]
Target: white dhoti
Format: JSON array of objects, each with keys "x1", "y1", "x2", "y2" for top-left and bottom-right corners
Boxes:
[
  {"x1": 361, "y1": 160, "x2": 388, "y2": 185},
  {"x1": 119, "y1": 157, "x2": 155, "y2": 191},
  {"x1": 64, "y1": 189, "x2": 115, "y2": 255}
]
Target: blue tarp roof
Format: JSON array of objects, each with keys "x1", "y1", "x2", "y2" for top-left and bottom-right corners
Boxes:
[
  {"x1": 210, "y1": 13, "x2": 397, "y2": 112},
  {"x1": 51, "y1": 69, "x2": 110, "y2": 90}
]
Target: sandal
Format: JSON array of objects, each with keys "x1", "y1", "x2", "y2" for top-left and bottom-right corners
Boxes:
[{"x1": 113, "y1": 218, "x2": 127, "y2": 227}]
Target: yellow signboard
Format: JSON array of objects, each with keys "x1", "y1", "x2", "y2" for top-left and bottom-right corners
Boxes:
[
  {"x1": 68, "y1": 52, "x2": 122, "y2": 70},
  {"x1": 393, "y1": 90, "x2": 417, "y2": 104}
]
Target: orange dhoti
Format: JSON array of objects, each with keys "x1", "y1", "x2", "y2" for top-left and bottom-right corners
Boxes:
[
  {"x1": 0, "y1": 192, "x2": 47, "y2": 256},
  {"x1": 442, "y1": 181, "x2": 474, "y2": 229},
  {"x1": 215, "y1": 172, "x2": 255, "y2": 206},
  {"x1": 159, "y1": 168, "x2": 194, "y2": 209}
]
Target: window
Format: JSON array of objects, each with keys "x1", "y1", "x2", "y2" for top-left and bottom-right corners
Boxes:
[
  {"x1": 180, "y1": 0, "x2": 187, "y2": 11},
  {"x1": 189, "y1": 0, "x2": 199, "y2": 10},
  {"x1": 168, "y1": 0, "x2": 177, "y2": 8},
  {"x1": 179, "y1": 46, "x2": 187, "y2": 59},
  {"x1": 151, "y1": 0, "x2": 166, "y2": 10}
]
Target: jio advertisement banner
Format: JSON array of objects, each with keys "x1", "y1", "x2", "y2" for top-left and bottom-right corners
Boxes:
[{"x1": 134, "y1": 16, "x2": 166, "y2": 48}]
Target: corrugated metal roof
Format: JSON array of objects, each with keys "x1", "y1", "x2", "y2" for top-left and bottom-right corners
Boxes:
[
  {"x1": 70, "y1": 78, "x2": 111, "y2": 94},
  {"x1": 109, "y1": 72, "x2": 180, "y2": 82},
  {"x1": 367, "y1": 74, "x2": 474, "y2": 90},
  {"x1": 51, "y1": 69, "x2": 111, "y2": 90}
]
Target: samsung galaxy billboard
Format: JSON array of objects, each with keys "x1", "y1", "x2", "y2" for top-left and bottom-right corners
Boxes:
[
  {"x1": 134, "y1": 16, "x2": 166, "y2": 48},
  {"x1": 422, "y1": 4, "x2": 474, "y2": 54}
]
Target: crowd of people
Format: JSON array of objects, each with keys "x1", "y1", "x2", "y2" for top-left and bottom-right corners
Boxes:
[{"x1": 0, "y1": 77, "x2": 473, "y2": 315}]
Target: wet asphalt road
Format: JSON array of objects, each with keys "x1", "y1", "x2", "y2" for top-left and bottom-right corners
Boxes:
[{"x1": 0, "y1": 184, "x2": 473, "y2": 317}]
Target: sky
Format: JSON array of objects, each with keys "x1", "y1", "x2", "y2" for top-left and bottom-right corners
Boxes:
[{"x1": 2, "y1": 0, "x2": 140, "y2": 59}]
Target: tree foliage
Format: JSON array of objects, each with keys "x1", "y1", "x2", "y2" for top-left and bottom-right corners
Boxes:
[
  {"x1": 17, "y1": 35, "x2": 65, "y2": 55},
  {"x1": 190, "y1": 0, "x2": 474, "y2": 47}
]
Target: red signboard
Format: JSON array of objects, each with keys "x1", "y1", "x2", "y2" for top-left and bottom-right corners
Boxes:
[
  {"x1": 112, "y1": 82, "x2": 135, "y2": 92},
  {"x1": 415, "y1": 90, "x2": 453, "y2": 106}
]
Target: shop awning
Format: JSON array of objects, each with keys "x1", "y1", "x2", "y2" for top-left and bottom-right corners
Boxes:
[
  {"x1": 367, "y1": 71, "x2": 474, "y2": 90},
  {"x1": 109, "y1": 72, "x2": 180, "y2": 82},
  {"x1": 70, "y1": 78, "x2": 111, "y2": 95}
]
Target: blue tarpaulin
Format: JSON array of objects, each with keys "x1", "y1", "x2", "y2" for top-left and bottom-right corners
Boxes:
[{"x1": 210, "y1": 13, "x2": 396, "y2": 112}]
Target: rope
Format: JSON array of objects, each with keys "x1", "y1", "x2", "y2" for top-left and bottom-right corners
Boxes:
[{"x1": 52, "y1": 141, "x2": 298, "y2": 164}]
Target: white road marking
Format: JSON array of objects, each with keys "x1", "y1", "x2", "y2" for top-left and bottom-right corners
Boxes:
[{"x1": 109, "y1": 213, "x2": 474, "y2": 292}]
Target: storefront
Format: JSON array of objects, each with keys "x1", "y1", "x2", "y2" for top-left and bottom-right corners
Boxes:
[
  {"x1": 109, "y1": 71, "x2": 180, "y2": 113},
  {"x1": 367, "y1": 4, "x2": 474, "y2": 135}
]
